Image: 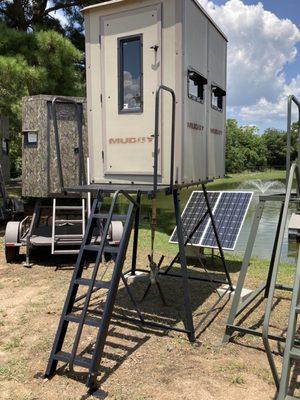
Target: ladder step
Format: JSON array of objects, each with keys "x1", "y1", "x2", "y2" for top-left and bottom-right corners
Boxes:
[
  {"x1": 55, "y1": 206, "x2": 84, "y2": 210},
  {"x1": 55, "y1": 234, "x2": 83, "y2": 239},
  {"x1": 53, "y1": 351, "x2": 91, "y2": 369},
  {"x1": 52, "y1": 250, "x2": 79, "y2": 255},
  {"x1": 55, "y1": 220, "x2": 83, "y2": 224},
  {"x1": 84, "y1": 245, "x2": 119, "y2": 254},
  {"x1": 75, "y1": 278, "x2": 111, "y2": 289},
  {"x1": 65, "y1": 313, "x2": 102, "y2": 328},
  {"x1": 290, "y1": 347, "x2": 300, "y2": 360},
  {"x1": 93, "y1": 213, "x2": 127, "y2": 221}
]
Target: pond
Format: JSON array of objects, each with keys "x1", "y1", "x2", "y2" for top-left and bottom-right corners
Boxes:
[{"x1": 214, "y1": 178, "x2": 297, "y2": 264}]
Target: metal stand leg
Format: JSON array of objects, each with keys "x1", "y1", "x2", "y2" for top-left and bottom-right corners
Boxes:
[
  {"x1": 173, "y1": 189, "x2": 195, "y2": 342},
  {"x1": 223, "y1": 199, "x2": 265, "y2": 343},
  {"x1": 202, "y1": 184, "x2": 233, "y2": 289},
  {"x1": 131, "y1": 192, "x2": 141, "y2": 275}
]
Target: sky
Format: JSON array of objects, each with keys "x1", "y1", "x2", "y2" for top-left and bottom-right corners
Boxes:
[{"x1": 198, "y1": 0, "x2": 300, "y2": 132}]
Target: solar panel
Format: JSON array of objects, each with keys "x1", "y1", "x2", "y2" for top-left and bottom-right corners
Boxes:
[
  {"x1": 200, "y1": 192, "x2": 253, "y2": 250},
  {"x1": 169, "y1": 191, "x2": 253, "y2": 251},
  {"x1": 169, "y1": 191, "x2": 219, "y2": 245}
]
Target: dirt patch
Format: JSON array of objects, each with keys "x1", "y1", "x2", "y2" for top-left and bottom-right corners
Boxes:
[{"x1": 0, "y1": 243, "x2": 293, "y2": 400}]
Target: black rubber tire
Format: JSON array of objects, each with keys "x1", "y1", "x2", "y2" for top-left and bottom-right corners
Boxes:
[{"x1": 5, "y1": 246, "x2": 20, "y2": 263}]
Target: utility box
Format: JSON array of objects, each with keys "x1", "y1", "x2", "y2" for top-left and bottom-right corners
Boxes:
[
  {"x1": 0, "y1": 116, "x2": 10, "y2": 183},
  {"x1": 22, "y1": 95, "x2": 88, "y2": 198},
  {"x1": 84, "y1": 0, "x2": 227, "y2": 187}
]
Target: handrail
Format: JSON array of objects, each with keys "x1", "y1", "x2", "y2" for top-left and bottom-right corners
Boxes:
[
  {"x1": 286, "y1": 95, "x2": 300, "y2": 186},
  {"x1": 153, "y1": 85, "x2": 176, "y2": 196},
  {"x1": 51, "y1": 97, "x2": 86, "y2": 192},
  {"x1": 262, "y1": 161, "x2": 300, "y2": 388}
]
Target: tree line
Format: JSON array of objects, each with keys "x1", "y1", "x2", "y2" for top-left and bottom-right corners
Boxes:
[
  {"x1": 225, "y1": 119, "x2": 299, "y2": 173},
  {"x1": 0, "y1": 1, "x2": 297, "y2": 177}
]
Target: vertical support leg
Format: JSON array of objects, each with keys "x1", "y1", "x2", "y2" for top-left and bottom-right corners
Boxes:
[
  {"x1": 264, "y1": 201, "x2": 284, "y2": 298},
  {"x1": 131, "y1": 192, "x2": 141, "y2": 275},
  {"x1": 202, "y1": 184, "x2": 233, "y2": 289},
  {"x1": 173, "y1": 189, "x2": 195, "y2": 342},
  {"x1": 223, "y1": 199, "x2": 265, "y2": 343}
]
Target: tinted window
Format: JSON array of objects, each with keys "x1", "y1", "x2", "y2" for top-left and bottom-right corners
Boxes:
[
  {"x1": 119, "y1": 35, "x2": 143, "y2": 113},
  {"x1": 211, "y1": 85, "x2": 226, "y2": 112},
  {"x1": 188, "y1": 70, "x2": 207, "y2": 103}
]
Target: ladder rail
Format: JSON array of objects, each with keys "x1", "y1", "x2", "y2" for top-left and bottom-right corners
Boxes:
[
  {"x1": 262, "y1": 162, "x2": 300, "y2": 388},
  {"x1": 68, "y1": 190, "x2": 135, "y2": 369},
  {"x1": 51, "y1": 198, "x2": 86, "y2": 255},
  {"x1": 87, "y1": 201, "x2": 136, "y2": 386},
  {"x1": 45, "y1": 194, "x2": 102, "y2": 377},
  {"x1": 278, "y1": 244, "x2": 300, "y2": 399},
  {"x1": 51, "y1": 96, "x2": 86, "y2": 192},
  {"x1": 286, "y1": 95, "x2": 300, "y2": 187}
]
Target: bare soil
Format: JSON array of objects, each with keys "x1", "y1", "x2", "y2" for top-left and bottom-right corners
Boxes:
[{"x1": 0, "y1": 241, "x2": 296, "y2": 400}]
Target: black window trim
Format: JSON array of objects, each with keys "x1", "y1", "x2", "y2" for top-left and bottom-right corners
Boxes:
[
  {"x1": 211, "y1": 83, "x2": 226, "y2": 112},
  {"x1": 118, "y1": 33, "x2": 144, "y2": 114},
  {"x1": 187, "y1": 68, "x2": 208, "y2": 104}
]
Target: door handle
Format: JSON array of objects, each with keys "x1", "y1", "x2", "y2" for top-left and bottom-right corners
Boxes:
[{"x1": 150, "y1": 45, "x2": 159, "y2": 52}]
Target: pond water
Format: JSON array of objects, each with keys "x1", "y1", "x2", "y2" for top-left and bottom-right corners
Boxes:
[{"x1": 208, "y1": 178, "x2": 297, "y2": 264}]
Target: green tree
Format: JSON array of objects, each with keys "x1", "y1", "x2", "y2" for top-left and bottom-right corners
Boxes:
[
  {"x1": 0, "y1": 23, "x2": 83, "y2": 176},
  {"x1": 226, "y1": 119, "x2": 268, "y2": 173},
  {"x1": 0, "y1": 1, "x2": 95, "y2": 31},
  {"x1": 261, "y1": 128, "x2": 286, "y2": 168}
]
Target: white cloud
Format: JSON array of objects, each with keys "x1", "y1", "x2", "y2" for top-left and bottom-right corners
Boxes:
[{"x1": 198, "y1": 0, "x2": 300, "y2": 128}]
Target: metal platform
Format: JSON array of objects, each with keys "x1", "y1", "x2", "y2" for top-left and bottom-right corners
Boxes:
[{"x1": 66, "y1": 179, "x2": 212, "y2": 197}]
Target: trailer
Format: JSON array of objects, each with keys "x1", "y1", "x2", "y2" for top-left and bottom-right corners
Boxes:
[{"x1": 5, "y1": 95, "x2": 124, "y2": 264}]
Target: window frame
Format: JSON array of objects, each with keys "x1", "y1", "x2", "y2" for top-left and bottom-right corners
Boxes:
[
  {"x1": 23, "y1": 130, "x2": 38, "y2": 148},
  {"x1": 211, "y1": 84, "x2": 226, "y2": 113},
  {"x1": 187, "y1": 69, "x2": 207, "y2": 104},
  {"x1": 118, "y1": 34, "x2": 144, "y2": 114}
]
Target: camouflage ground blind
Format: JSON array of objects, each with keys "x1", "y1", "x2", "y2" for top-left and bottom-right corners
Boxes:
[
  {"x1": 0, "y1": 116, "x2": 10, "y2": 183},
  {"x1": 22, "y1": 95, "x2": 88, "y2": 198}
]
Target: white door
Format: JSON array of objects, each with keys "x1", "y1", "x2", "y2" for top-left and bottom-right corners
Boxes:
[{"x1": 101, "y1": 5, "x2": 161, "y2": 176}]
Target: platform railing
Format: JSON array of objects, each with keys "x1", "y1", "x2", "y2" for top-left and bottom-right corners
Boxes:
[
  {"x1": 153, "y1": 85, "x2": 176, "y2": 196},
  {"x1": 286, "y1": 95, "x2": 300, "y2": 186},
  {"x1": 51, "y1": 97, "x2": 86, "y2": 192}
]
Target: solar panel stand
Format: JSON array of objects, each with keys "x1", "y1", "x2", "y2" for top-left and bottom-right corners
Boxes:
[
  {"x1": 163, "y1": 185, "x2": 234, "y2": 291},
  {"x1": 223, "y1": 160, "x2": 300, "y2": 392}
]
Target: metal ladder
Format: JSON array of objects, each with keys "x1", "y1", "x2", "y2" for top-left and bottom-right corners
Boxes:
[
  {"x1": 51, "y1": 198, "x2": 86, "y2": 255},
  {"x1": 45, "y1": 190, "x2": 138, "y2": 389},
  {"x1": 278, "y1": 242, "x2": 300, "y2": 399}
]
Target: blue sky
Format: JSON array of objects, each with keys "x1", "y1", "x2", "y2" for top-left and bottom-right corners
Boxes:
[{"x1": 199, "y1": 0, "x2": 300, "y2": 132}]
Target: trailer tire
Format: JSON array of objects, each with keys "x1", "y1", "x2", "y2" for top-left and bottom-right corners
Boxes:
[
  {"x1": 5, "y1": 221, "x2": 21, "y2": 263},
  {"x1": 110, "y1": 221, "x2": 124, "y2": 242}
]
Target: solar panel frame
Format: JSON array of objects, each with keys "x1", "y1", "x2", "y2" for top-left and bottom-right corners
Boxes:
[{"x1": 169, "y1": 190, "x2": 253, "y2": 251}]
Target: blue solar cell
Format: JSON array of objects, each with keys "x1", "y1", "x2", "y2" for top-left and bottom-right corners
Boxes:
[
  {"x1": 169, "y1": 191, "x2": 220, "y2": 244},
  {"x1": 200, "y1": 192, "x2": 253, "y2": 250},
  {"x1": 169, "y1": 191, "x2": 253, "y2": 251}
]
